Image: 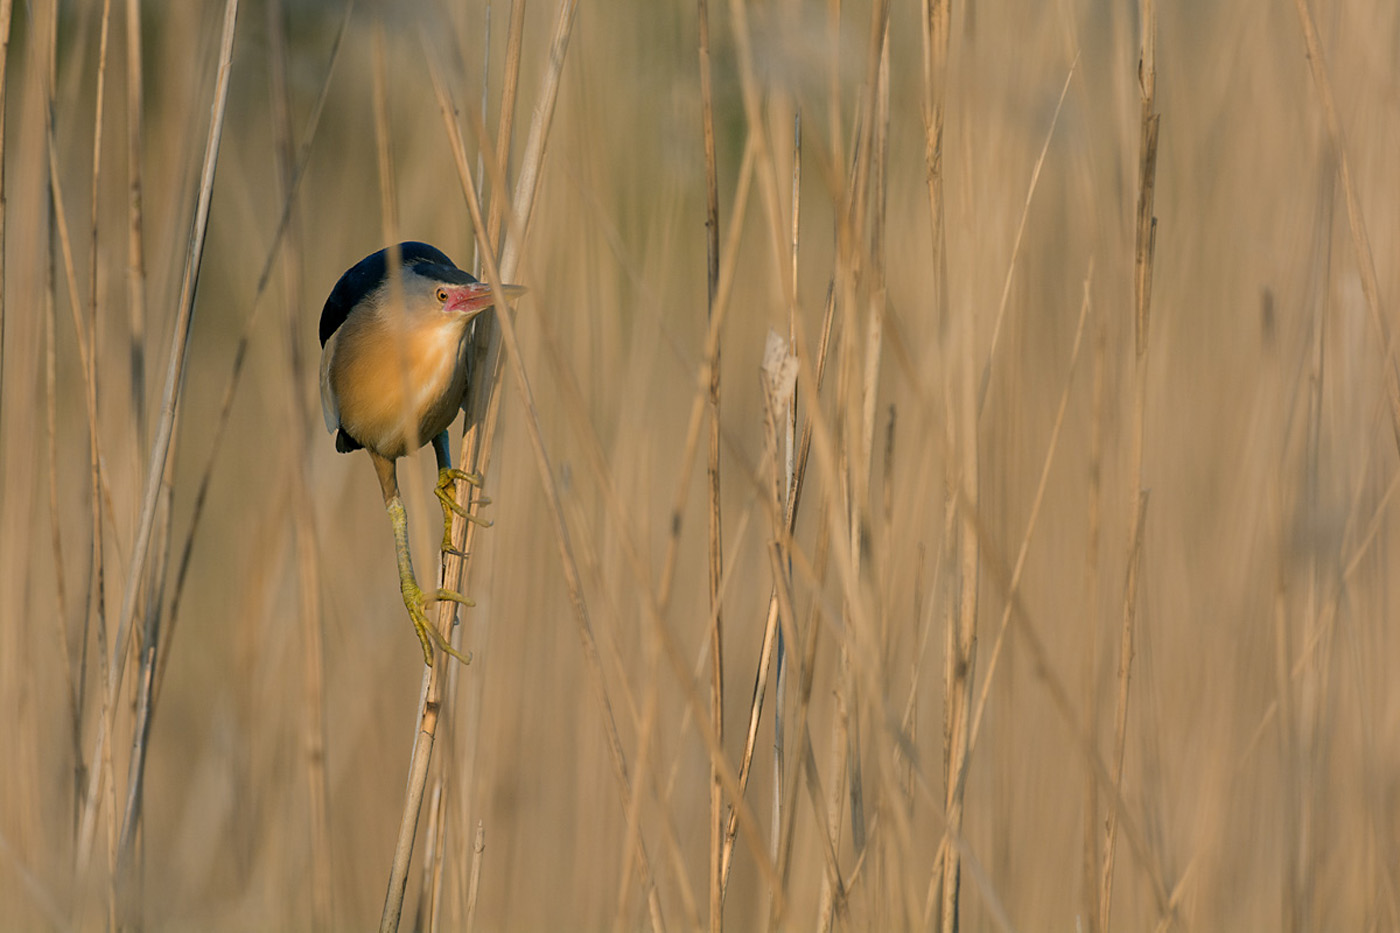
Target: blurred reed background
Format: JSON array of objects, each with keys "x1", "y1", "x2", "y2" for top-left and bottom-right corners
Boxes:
[{"x1": 2, "y1": 0, "x2": 1398, "y2": 929}]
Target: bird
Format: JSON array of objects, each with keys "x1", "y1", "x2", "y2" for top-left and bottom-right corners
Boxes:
[{"x1": 318, "y1": 241, "x2": 525, "y2": 665}]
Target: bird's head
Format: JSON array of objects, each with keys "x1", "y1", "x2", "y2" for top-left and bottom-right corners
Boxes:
[
  {"x1": 398, "y1": 259, "x2": 528, "y2": 327},
  {"x1": 319, "y1": 241, "x2": 526, "y2": 348}
]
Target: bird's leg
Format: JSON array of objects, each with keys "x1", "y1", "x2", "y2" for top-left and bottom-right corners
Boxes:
[
  {"x1": 431, "y1": 431, "x2": 491, "y2": 556},
  {"x1": 372, "y1": 452, "x2": 472, "y2": 667}
]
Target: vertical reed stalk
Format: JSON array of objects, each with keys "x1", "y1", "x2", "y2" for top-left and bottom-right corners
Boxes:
[
  {"x1": 938, "y1": 279, "x2": 979, "y2": 933},
  {"x1": 77, "y1": 0, "x2": 240, "y2": 873},
  {"x1": 918, "y1": 6, "x2": 956, "y2": 926},
  {"x1": 0, "y1": 0, "x2": 10, "y2": 446},
  {"x1": 88, "y1": 6, "x2": 115, "y2": 922},
  {"x1": 697, "y1": 0, "x2": 725, "y2": 927},
  {"x1": 35, "y1": 0, "x2": 83, "y2": 853},
  {"x1": 1081, "y1": 326, "x2": 1106, "y2": 933},
  {"x1": 124, "y1": 0, "x2": 146, "y2": 451},
  {"x1": 921, "y1": 2, "x2": 972, "y2": 927},
  {"x1": 384, "y1": 6, "x2": 594, "y2": 929},
  {"x1": 1101, "y1": 2, "x2": 1157, "y2": 926},
  {"x1": 267, "y1": 2, "x2": 333, "y2": 926},
  {"x1": 154, "y1": 0, "x2": 348, "y2": 710},
  {"x1": 444, "y1": 74, "x2": 680, "y2": 933}
]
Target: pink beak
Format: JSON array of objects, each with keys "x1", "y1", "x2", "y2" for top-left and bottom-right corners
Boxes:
[{"x1": 445, "y1": 281, "x2": 527, "y2": 316}]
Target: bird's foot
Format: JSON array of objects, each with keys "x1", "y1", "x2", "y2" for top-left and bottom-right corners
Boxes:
[
  {"x1": 435, "y1": 468, "x2": 493, "y2": 553},
  {"x1": 441, "y1": 467, "x2": 483, "y2": 488},
  {"x1": 400, "y1": 574, "x2": 474, "y2": 667}
]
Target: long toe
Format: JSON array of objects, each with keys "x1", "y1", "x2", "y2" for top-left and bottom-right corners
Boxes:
[
  {"x1": 433, "y1": 587, "x2": 475, "y2": 607},
  {"x1": 422, "y1": 618, "x2": 472, "y2": 665},
  {"x1": 408, "y1": 605, "x2": 436, "y2": 667},
  {"x1": 404, "y1": 585, "x2": 473, "y2": 666},
  {"x1": 435, "y1": 484, "x2": 471, "y2": 518},
  {"x1": 440, "y1": 467, "x2": 483, "y2": 487}
]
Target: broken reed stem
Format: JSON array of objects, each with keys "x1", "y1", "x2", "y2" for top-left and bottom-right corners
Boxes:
[
  {"x1": 465, "y1": 819, "x2": 486, "y2": 933},
  {"x1": 697, "y1": 0, "x2": 725, "y2": 927},
  {"x1": 1102, "y1": 2, "x2": 1158, "y2": 927}
]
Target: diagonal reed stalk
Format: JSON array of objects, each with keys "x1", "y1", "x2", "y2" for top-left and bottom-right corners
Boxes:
[
  {"x1": 155, "y1": 0, "x2": 350, "y2": 707},
  {"x1": 1289, "y1": 0, "x2": 1400, "y2": 452},
  {"x1": 452, "y1": 59, "x2": 794, "y2": 919},
  {"x1": 435, "y1": 48, "x2": 682, "y2": 933},
  {"x1": 76, "y1": 0, "x2": 240, "y2": 876},
  {"x1": 416, "y1": 15, "x2": 497, "y2": 926},
  {"x1": 112, "y1": 0, "x2": 157, "y2": 910},
  {"x1": 932, "y1": 261, "x2": 1094, "y2": 894},
  {"x1": 380, "y1": 5, "x2": 601, "y2": 930}
]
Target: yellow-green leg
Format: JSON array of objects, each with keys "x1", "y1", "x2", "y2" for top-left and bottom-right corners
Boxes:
[
  {"x1": 431, "y1": 431, "x2": 491, "y2": 554},
  {"x1": 387, "y1": 496, "x2": 474, "y2": 666}
]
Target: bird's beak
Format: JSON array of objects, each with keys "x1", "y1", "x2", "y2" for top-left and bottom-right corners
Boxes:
[{"x1": 448, "y1": 281, "x2": 528, "y2": 316}]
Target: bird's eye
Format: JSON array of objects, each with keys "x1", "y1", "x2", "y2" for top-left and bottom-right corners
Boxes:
[{"x1": 435, "y1": 287, "x2": 449, "y2": 303}]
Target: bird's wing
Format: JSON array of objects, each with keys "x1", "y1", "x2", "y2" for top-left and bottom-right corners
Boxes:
[{"x1": 319, "y1": 331, "x2": 340, "y2": 434}]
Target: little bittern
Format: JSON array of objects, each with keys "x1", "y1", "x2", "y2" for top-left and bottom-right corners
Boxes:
[{"x1": 319, "y1": 241, "x2": 525, "y2": 665}]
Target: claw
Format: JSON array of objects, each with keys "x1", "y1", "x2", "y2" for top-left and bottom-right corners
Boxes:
[
  {"x1": 440, "y1": 467, "x2": 482, "y2": 487},
  {"x1": 401, "y1": 575, "x2": 473, "y2": 667},
  {"x1": 435, "y1": 468, "x2": 492, "y2": 552}
]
